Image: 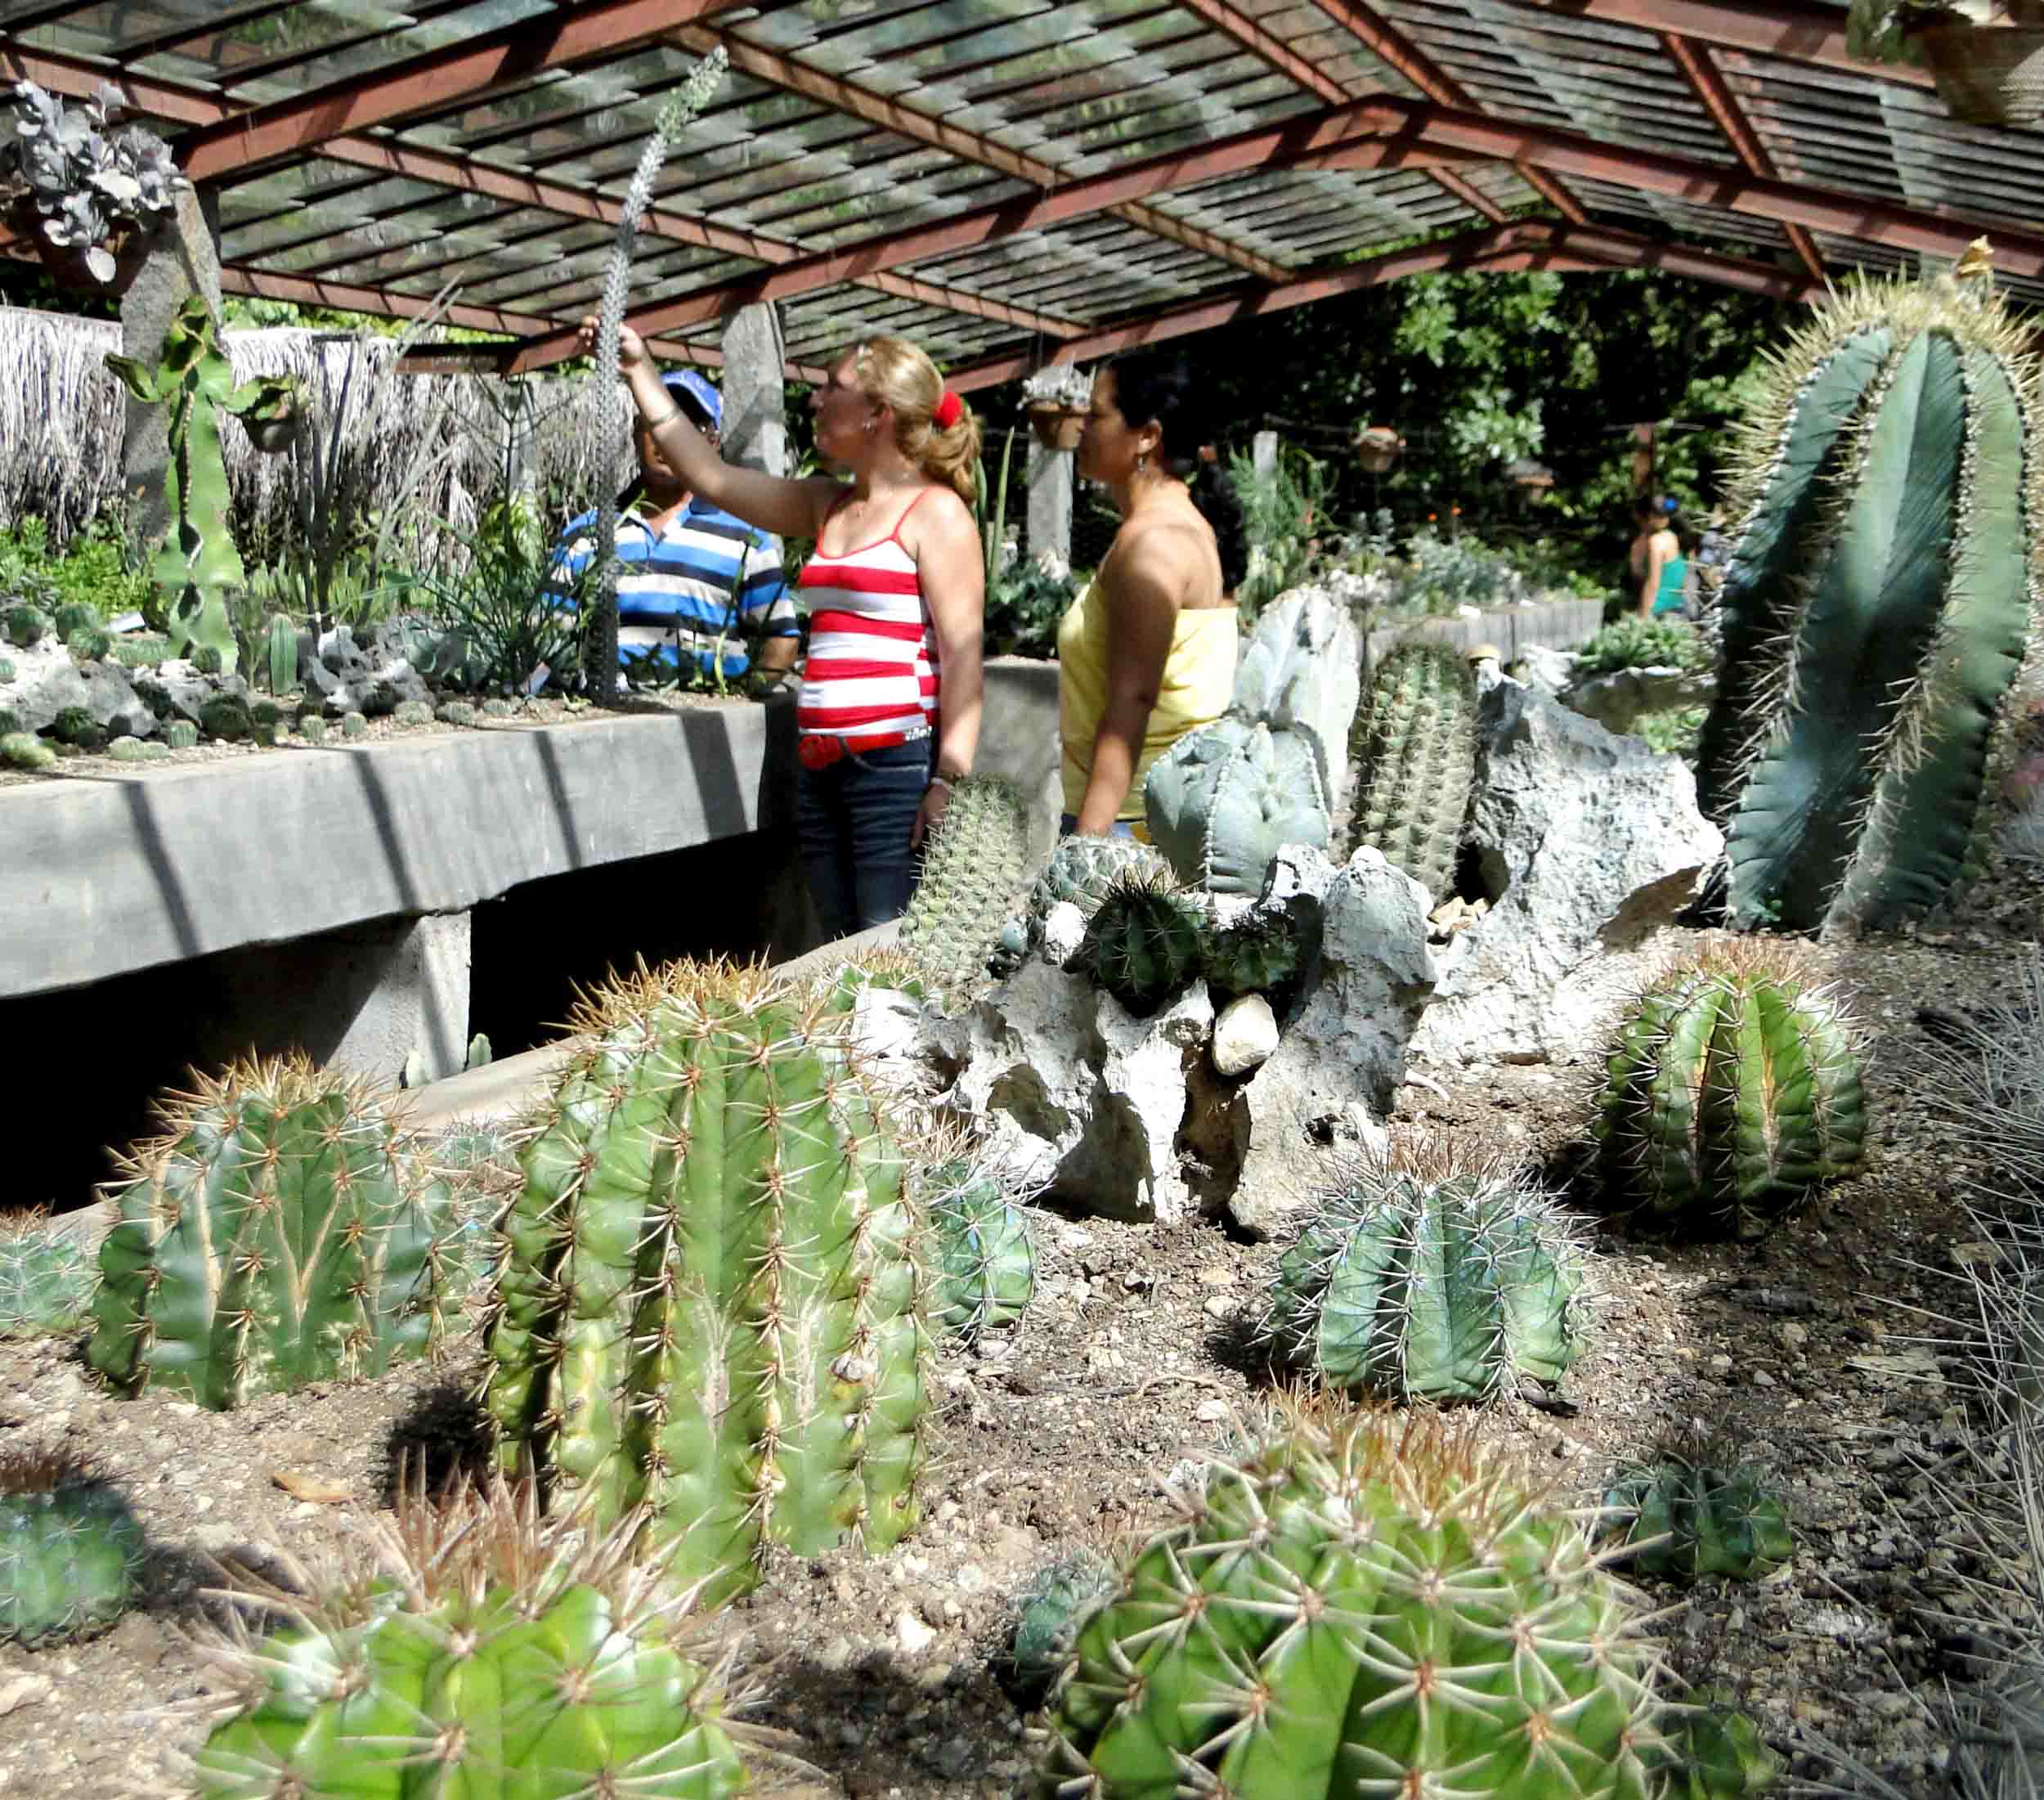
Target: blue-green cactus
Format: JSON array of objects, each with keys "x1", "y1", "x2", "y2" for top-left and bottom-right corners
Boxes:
[{"x1": 0, "y1": 1449, "x2": 146, "y2": 1647}]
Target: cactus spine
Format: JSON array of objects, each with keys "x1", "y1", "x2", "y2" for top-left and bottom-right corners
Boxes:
[
  {"x1": 1074, "y1": 866, "x2": 1209, "y2": 1016},
  {"x1": 0, "y1": 1449, "x2": 146, "y2": 1647},
  {"x1": 86, "y1": 1058, "x2": 465, "y2": 1410},
  {"x1": 1261, "y1": 1139, "x2": 1588, "y2": 1404},
  {"x1": 1697, "y1": 258, "x2": 2043, "y2": 931},
  {"x1": 920, "y1": 1156, "x2": 1034, "y2": 1343},
  {"x1": 1039, "y1": 1406, "x2": 1662, "y2": 1798},
  {"x1": 191, "y1": 1476, "x2": 749, "y2": 1800},
  {"x1": 1352, "y1": 638, "x2": 1480, "y2": 904},
  {"x1": 1594, "y1": 944, "x2": 1866, "y2": 1238},
  {"x1": 483, "y1": 960, "x2": 930, "y2": 1605},
  {"x1": 0, "y1": 1211, "x2": 96, "y2": 1338},
  {"x1": 898, "y1": 772, "x2": 1033, "y2": 1003},
  {"x1": 1604, "y1": 1446, "x2": 1792, "y2": 1581}
]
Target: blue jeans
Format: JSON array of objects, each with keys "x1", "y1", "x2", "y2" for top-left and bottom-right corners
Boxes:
[
  {"x1": 797, "y1": 738, "x2": 935, "y2": 942},
  {"x1": 1059, "y1": 814, "x2": 1138, "y2": 840}
]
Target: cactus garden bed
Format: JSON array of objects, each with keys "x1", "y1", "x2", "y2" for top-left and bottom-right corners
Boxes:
[{"x1": 0, "y1": 883, "x2": 2036, "y2": 1798}]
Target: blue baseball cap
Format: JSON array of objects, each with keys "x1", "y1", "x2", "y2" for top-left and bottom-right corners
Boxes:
[{"x1": 661, "y1": 368, "x2": 722, "y2": 430}]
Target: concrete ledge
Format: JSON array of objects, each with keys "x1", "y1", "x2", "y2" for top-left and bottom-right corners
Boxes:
[{"x1": 1365, "y1": 596, "x2": 1607, "y2": 662}]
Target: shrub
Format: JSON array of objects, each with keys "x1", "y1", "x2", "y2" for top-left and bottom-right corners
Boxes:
[{"x1": 1573, "y1": 616, "x2": 1713, "y2": 679}]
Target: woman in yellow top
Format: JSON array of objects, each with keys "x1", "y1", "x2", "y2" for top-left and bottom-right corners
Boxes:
[{"x1": 1060, "y1": 353, "x2": 1246, "y2": 837}]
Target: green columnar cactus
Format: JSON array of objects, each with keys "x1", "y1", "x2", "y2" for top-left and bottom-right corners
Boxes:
[
  {"x1": 1260, "y1": 1140, "x2": 1588, "y2": 1404},
  {"x1": 1074, "y1": 867, "x2": 1209, "y2": 1016},
  {"x1": 86, "y1": 1058, "x2": 464, "y2": 1411},
  {"x1": 164, "y1": 718, "x2": 198, "y2": 750},
  {"x1": 1604, "y1": 1448, "x2": 1792, "y2": 1581},
  {"x1": 1351, "y1": 638, "x2": 1480, "y2": 904},
  {"x1": 1594, "y1": 944, "x2": 1866, "y2": 1238},
  {"x1": 264, "y1": 615, "x2": 298, "y2": 694},
  {"x1": 1696, "y1": 261, "x2": 2043, "y2": 931},
  {"x1": 0, "y1": 1212, "x2": 96, "y2": 1339},
  {"x1": 1, "y1": 730, "x2": 56, "y2": 770},
  {"x1": 1652, "y1": 1691, "x2": 1782, "y2": 1798},
  {"x1": 919, "y1": 1156, "x2": 1034, "y2": 1343},
  {"x1": 1039, "y1": 1406, "x2": 1663, "y2": 1798},
  {"x1": 898, "y1": 773, "x2": 1033, "y2": 1003},
  {"x1": 1145, "y1": 716, "x2": 1331, "y2": 895},
  {"x1": 0, "y1": 1449, "x2": 146, "y2": 1647},
  {"x1": 1006, "y1": 1547, "x2": 1118, "y2": 1701},
  {"x1": 191, "y1": 1476, "x2": 750, "y2": 1800},
  {"x1": 482, "y1": 960, "x2": 931, "y2": 1606},
  {"x1": 1202, "y1": 909, "x2": 1304, "y2": 997},
  {"x1": 105, "y1": 296, "x2": 300, "y2": 675}
]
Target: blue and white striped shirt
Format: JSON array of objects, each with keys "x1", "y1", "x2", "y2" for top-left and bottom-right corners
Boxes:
[{"x1": 545, "y1": 495, "x2": 796, "y2": 678}]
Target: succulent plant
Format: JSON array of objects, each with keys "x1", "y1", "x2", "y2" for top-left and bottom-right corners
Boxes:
[
  {"x1": 262, "y1": 614, "x2": 298, "y2": 694},
  {"x1": 1039, "y1": 1404, "x2": 1663, "y2": 1798},
  {"x1": 191, "y1": 1475, "x2": 751, "y2": 1800},
  {"x1": 482, "y1": 696, "x2": 516, "y2": 717},
  {"x1": 1603, "y1": 1445, "x2": 1792, "y2": 1582},
  {"x1": 191, "y1": 643, "x2": 222, "y2": 675},
  {"x1": 164, "y1": 717, "x2": 198, "y2": 750},
  {"x1": 1006, "y1": 1547, "x2": 1118, "y2": 1701},
  {"x1": 1694, "y1": 260, "x2": 2042, "y2": 932},
  {"x1": 482, "y1": 958, "x2": 932, "y2": 1606},
  {"x1": 2, "y1": 81, "x2": 177, "y2": 284},
  {"x1": 0, "y1": 1448, "x2": 146, "y2": 1647},
  {"x1": 1024, "y1": 833, "x2": 1172, "y2": 945},
  {"x1": 918, "y1": 1155, "x2": 1034, "y2": 1343},
  {"x1": 108, "y1": 734, "x2": 147, "y2": 762},
  {"x1": 898, "y1": 772, "x2": 1034, "y2": 1003},
  {"x1": 2, "y1": 603, "x2": 46, "y2": 648},
  {"x1": 342, "y1": 711, "x2": 369, "y2": 739},
  {"x1": 0, "y1": 705, "x2": 17, "y2": 736},
  {"x1": 1652, "y1": 1690, "x2": 1782, "y2": 1798},
  {"x1": 66, "y1": 626, "x2": 113, "y2": 662},
  {"x1": 53, "y1": 599, "x2": 99, "y2": 638},
  {"x1": 1202, "y1": 907, "x2": 1306, "y2": 998},
  {"x1": 0, "y1": 1210, "x2": 96, "y2": 1339},
  {"x1": 1260, "y1": 1137, "x2": 1589, "y2": 1405},
  {"x1": 49, "y1": 703, "x2": 97, "y2": 746},
  {"x1": 199, "y1": 694, "x2": 250, "y2": 741},
  {"x1": 392, "y1": 698, "x2": 433, "y2": 726},
  {"x1": 1, "y1": 729, "x2": 56, "y2": 770},
  {"x1": 86, "y1": 1057, "x2": 468, "y2": 1411},
  {"x1": 434, "y1": 699, "x2": 476, "y2": 727},
  {"x1": 1594, "y1": 942, "x2": 1866, "y2": 1238},
  {"x1": 1145, "y1": 715, "x2": 1330, "y2": 895},
  {"x1": 0, "y1": 655, "x2": 12, "y2": 680},
  {"x1": 110, "y1": 634, "x2": 168, "y2": 669},
  {"x1": 297, "y1": 711, "x2": 325, "y2": 744},
  {"x1": 1351, "y1": 638, "x2": 1481, "y2": 904},
  {"x1": 1074, "y1": 865, "x2": 1209, "y2": 1016}
]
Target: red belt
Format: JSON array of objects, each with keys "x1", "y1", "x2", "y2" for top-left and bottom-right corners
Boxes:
[{"x1": 797, "y1": 728, "x2": 930, "y2": 771}]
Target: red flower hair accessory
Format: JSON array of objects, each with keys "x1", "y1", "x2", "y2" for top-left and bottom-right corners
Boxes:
[{"x1": 932, "y1": 389, "x2": 963, "y2": 429}]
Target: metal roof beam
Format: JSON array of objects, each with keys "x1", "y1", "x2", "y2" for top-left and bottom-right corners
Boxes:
[{"x1": 1505, "y1": 0, "x2": 1936, "y2": 88}]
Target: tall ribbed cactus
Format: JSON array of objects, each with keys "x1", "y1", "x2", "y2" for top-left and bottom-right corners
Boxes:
[
  {"x1": 898, "y1": 772, "x2": 1033, "y2": 1004},
  {"x1": 1352, "y1": 638, "x2": 1480, "y2": 904},
  {"x1": 1038, "y1": 1405, "x2": 1663, "y2": 1799},
  {"x1": 482, "y1": 960, "x2": 930, "y2": 1606},
  {"x1": 1697, "y1": 252, "x2": 2042, "y2": 931},
  {"x1": 1594, "y1": 943, "x2": 1866, "y2": 1238},
  {"x1": 586, "y1": 50, "x2": 728, "y2": 694},
  {"x1": 86, "y1": 1059, "x2": 464, "y2": 1410}
]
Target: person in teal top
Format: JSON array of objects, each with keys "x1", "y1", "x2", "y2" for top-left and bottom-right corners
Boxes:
[{"x1": 1630, "y1": 494, "x2": 1690, "y2": 619}]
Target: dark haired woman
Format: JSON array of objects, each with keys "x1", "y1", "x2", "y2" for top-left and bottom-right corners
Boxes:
[
  {"x1": 1630, "y1": 494, "x2": 1689, "y2": 621},
  {"x1": 1059, "y1": 355, "x2": 1249, "y2": 837}
]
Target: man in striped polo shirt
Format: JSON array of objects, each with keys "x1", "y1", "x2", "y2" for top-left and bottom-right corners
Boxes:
[{"x1": 545, "y1": 370, "x2": 798, "y2": 690}]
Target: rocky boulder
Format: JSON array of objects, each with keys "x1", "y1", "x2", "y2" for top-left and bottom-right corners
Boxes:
[
  {"x1": 309, "y1": 626, "x2": 431, "y2": 716},
  {"x1": 7, "y1": 640, "x2": 157, "y2": 738},
  {"x1": 1410, "y1": 680, "x2": 1722, "y2": 1067},
  {"x1": 1565, "y1": 664, "x2": 1718, "y2": 736}
]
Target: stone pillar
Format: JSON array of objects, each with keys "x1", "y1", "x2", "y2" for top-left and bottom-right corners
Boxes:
[
  {"x1": 119, "y1": 183, "x2": 222, "y2": 548},
  {"x1": 1025, "y1": 438, "x2": 1073, "y2": 570},
  {"x1": 502, "y1": 381, "x2": 540, "y2": 505},
  {"x1": 719, "y1": 301, "x2": 787, "y2": 476},
  {"x1": 1252, "y1": 429, "x2": 1280, "y2": 481}
]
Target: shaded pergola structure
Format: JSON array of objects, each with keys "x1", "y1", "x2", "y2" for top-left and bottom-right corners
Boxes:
[{"x1": 4, "y1": 0, "x2": 2039, "y2": 393}]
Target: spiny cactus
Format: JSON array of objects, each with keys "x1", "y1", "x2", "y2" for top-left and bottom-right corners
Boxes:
[
  {"x1": 1652, "y1": 1690, "x2": 1782, "y2": 1798},
  {"x1": 1074, "y1": 865, "x2": 1208, "y2": 1017},
  {"x1": 1145, "y1": 714, "x2": 1330, "y2": 895},
  {"x1": 1038, "y1": 1404, "x2": 1664, "y2": 1798},
  {"x1": 50, "y1": 703, "x2": 97, "y2": 746},
  {"x1": 86, "y1": 1057, "x2": 467, "y2": 1411},
  {"x1": 1603, "y1": 1444, "x2": 1792, "y2": 1581},
  {"x1": 264, "y1": 615, "x2": 298, "y2": 694},
  {"x1": 297, "y1": 712, "x2": 325, "y2": 744},
  {"x1": 1351, "y1": 637, "x2": 1480, "y2": 904},
  {"x1": 1229, "y1": 586, "x2": 1362, "y2": 805},
  {"x1": 482, "y1": 958, "x2": 931, "y2": 1606},
  {"x1": 1025, "y1": 833, "x2": 1170, "y2": 936},
  {"x1": 898, "y1": 772, "x2": 1033, "y2": 1004},
  {"x1": 0, "y1": 655, "x2": 12, "y2": 680},
  {"x1": 918, "y1": 1154, "x2": 1034, "y2": 1344},
  {"x1": 164, "y1": 717, "x2": 198, "y2": 750},
  {"x1": 191, "y1": 644, "x2": 223, "y2": 676},
  {"x1": 0, "y1": 1210, "x2": 96, "y2": 1339},
  {"x1": 342, "y1": 711, "x2": 369, "y2": 739},
  {"x1": 53, "y1": 599, "x2": 99, "y2": 638},
  {"x1": 1260, "y1": 1137, "x2": 1589, "y2": 1404},
  {"x1": 199, "y1": 694, "x2": 250, "y2": 741},
  {"x1": 1, "y1": 730, "x2": 56, "y2": 770},
  {"x1": 808, "y1": 945, "x2": 930, "y2": 1018},
  {"x1": 2, "y1": 603, "x2": 44, "y2": 648},
  {"x1": 436, "y1": 699, "x2": 476, "y2": 727},
  {"x1": 1006, "y1": 1546, "x2": 1118, "y2": 1701},
  {"x1": 108, "y1": 734, "x2": 149, "y2": 762},
  {"x1": 1695, "y1": 262, "x2": 2042, "y2": 932},
  {"x1": 392, "y1": 698, "x2": 433, "y2": 725},
  {"x1": 67, "y1": 626, "x2": 112, "y2": 662},
  {"x1": 1594, "y1": 942, "x2": 1866, "y2": 1238},
  {"x1": 0, "y1": 1448, "x2": 146, "y2": 1647},
  {"x1": 191, "y1": 1475, "x2": 751, "y2": 1800},
  {"x1": 1202, "y1": 907, "x2": 1305, "y2": 998}
]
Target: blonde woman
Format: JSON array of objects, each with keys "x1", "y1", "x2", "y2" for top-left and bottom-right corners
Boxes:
[{"x1": 578, "y1": 321, "x2": 985, "y2": 941}]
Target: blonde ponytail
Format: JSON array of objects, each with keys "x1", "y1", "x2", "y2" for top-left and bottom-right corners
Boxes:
[{"x1": 851, "y1": 335, "x2": 984, "y2": 505}]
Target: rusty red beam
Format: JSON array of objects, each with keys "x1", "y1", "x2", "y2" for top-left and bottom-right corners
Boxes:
[
  {"x1": 1510, "y1": 0, "x2": 1935, "y2": 88},
  {"x1": 0, "y1": 43, "x2": 229, "y2": 127},
  {"x1": 1661, "y1": 31, "x2": 1825, "y2": 283},
  {"x1": 1428, "y1": 166, "x2": 1510, "y2": 224}
]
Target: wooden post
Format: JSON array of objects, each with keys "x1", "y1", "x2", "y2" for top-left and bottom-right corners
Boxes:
[{"x1": 1630, "y1": 421, "x2": 1658, "y2": 495}]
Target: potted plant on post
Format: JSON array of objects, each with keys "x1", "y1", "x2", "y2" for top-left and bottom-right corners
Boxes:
[
  {"x1": 1022, "y1": 363, "x2": 1094, "y2": 451},
  {"x1": 1848, "y1": 0, "x2": 2044, "y2": 125},
  {"x1": 1, "y1": 81, "x2": 180, "y2": 293},
  {"x1": 1354, "y1": 424, "x2": 1405, "y2": 473}
]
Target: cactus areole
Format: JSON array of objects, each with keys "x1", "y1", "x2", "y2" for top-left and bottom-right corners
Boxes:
[
  {"x1": 483, "y1": 961, "x2": 930, "y2": 1606},
  {"x1": 1697, "y1": 260, "x2": 2043, "y2": 932}
]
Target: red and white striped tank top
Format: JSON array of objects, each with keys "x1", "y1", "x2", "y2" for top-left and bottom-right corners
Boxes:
[{"x1": 796, "y1": 488, "x2": 939, "y2": 740}]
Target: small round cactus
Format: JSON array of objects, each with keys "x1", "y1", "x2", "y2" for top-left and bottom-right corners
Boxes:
[
  {"x1": 1, "y1": 730, "x2": 56, "y2": 771},
  {"x1": 164, "y1": 718, "x2": 199, "y2": 751},
  {"x1": 191, "y1": 644, "x2": 224, "y2": 675},
  {"x1": 52, "y1": 599, "x2": 99, "y2": 639},
  {"x1": 3, "y1": 604, "x2": 48, "y2": 648},
  {"x1": 0, "y1": 1211, "x2": 96, "y2": 1340},
  {"x1": 393, "y1": 698, "x2": 434, "y2": 726},
  {"x1": 1651, "y1": 1690, "x2": 1782, "y2": 1798},
  {"x1": 342, "y1": 711, "x2": 370, "y2": 739},
  {"x1": 919, "y1": 1155, "x2": 1034, "y2": 1344},
  {"x1": 297, "y1": 712, "x2": 327, "y2": 745},
  {"x1": 199, "y1": 694, "x2": 252, "y2": 743},
  {"x1": 1006, "y1": 1547, "x2": 1118, "y2": 1701},
  {"x1": 0, "y1": 655, "x2": 16, "y2": 681},
  {"x1": 49, "y1": 703, "x2": 98, "y2": 747},
  {"x1": 1603, "y1": 1444, "x2": 1792, "y2": 1581},
  {"x1": 482, "y1": 696, "x2": 516, "y2": 718},
  {"x1": 67, "y1": 626, "x2": 113, "y2": 662},
  {"x1": 1074, "y1": 866, "x2": 1208, "y2": 1016},
  {"x1": 109, "y1": 734, "x2": 148, "y2": 762},
  {"x1": 1027, "y1": 833, "x2": 1172, "y2": 940},
  {"x1": 0, "y1": 1448, "x2": 146, "y2": 1647},
  {"x1": 1203, "y1": 909, "x2": 1305, "y2": 997},
  {"x1": 435, "y1": 699, "x2": 476, "y2": 727}
]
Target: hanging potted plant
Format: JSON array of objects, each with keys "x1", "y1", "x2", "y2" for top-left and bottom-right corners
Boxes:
[
  {"x1": 1354, "y1": 424, "x2": 1405, "y2": 473},
  {"x1": 1847, "y1": 0, "x2": 2044, "y2": 126},
  {"x1": 1021, "y1": 363, "x2": 1093, "y2": 452},
  {"x1": 2, "y1": 81, "x2": 181, "y2": 294}
]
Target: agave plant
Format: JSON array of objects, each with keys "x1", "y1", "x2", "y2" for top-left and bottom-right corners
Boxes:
[{"x1": 1, "y1": 81, "x2": 178, "y2": 283}]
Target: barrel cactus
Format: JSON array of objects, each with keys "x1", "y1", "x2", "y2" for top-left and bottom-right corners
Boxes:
[
  {"x1": 919, "y1": 1154, "x2": 1034, "y2": 1343},
  {"x1": 898, "y1": 771, "x2": 1033, "y2": 1003},
  {"x1": 1351, "y1": 638, "x2": 1480, "y2": 904},
  {"x1": 0, "y1": 1211, "x2": 96, "y2": 1338},
  {"x1": 1652, "y1": 1690, "x2": 1782, "y2": 1798},
  {"x1": 1145, "y1": 715, "x2": 1330, "y2": 895},
  {"x1": 1025, "y1": 833, "x2": 1171, "y2": 941},
  {"x1": 165, "y1": 718, "x2": 198, "y2": 750},
  {"x1": 482, "y1": 959, "x2": 931, "y2": 1606},
  {"x1": 1603, "y1": 1446, "x2": 1792, "y2": 1581},
  {"x1": 1203, "y1": 907, "x2": 1306, "y2": 998},
  {"x1": 86, "y1": 1057, "x2": 467, "y2": 1410},
  {"x1": 1, "y1": 730, "x2": 56, "y2": 770},
  {"x1": 1259, "y1": 1140, "x2": 1589, "y2": 1404},
  {"x1": 1038, "y1": 1405, "x2": 1663, "y2": 1798},
  {"x1": 1696, "y1": 253, "x2": 2042, "y2": 932},
  {"x1": 2, "y1": 603, "x2": 45, "y2": 648},
  {"x1": 1074, "y1": 865, "x2": 1209, "y2": 1016},
  {"x1": 0, "y1": 1449, "x2": 146, "y2": 1647},
  {"x1": 1006, "y1": 1546, "x2": 1118, "y2": 1701},
  {"x1": 1594, "y1": 943, "x2": 1867, "y2": 1238},
  {"x1": 191, "y1": 1475, "x2": 750, "y2": 1800}
]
